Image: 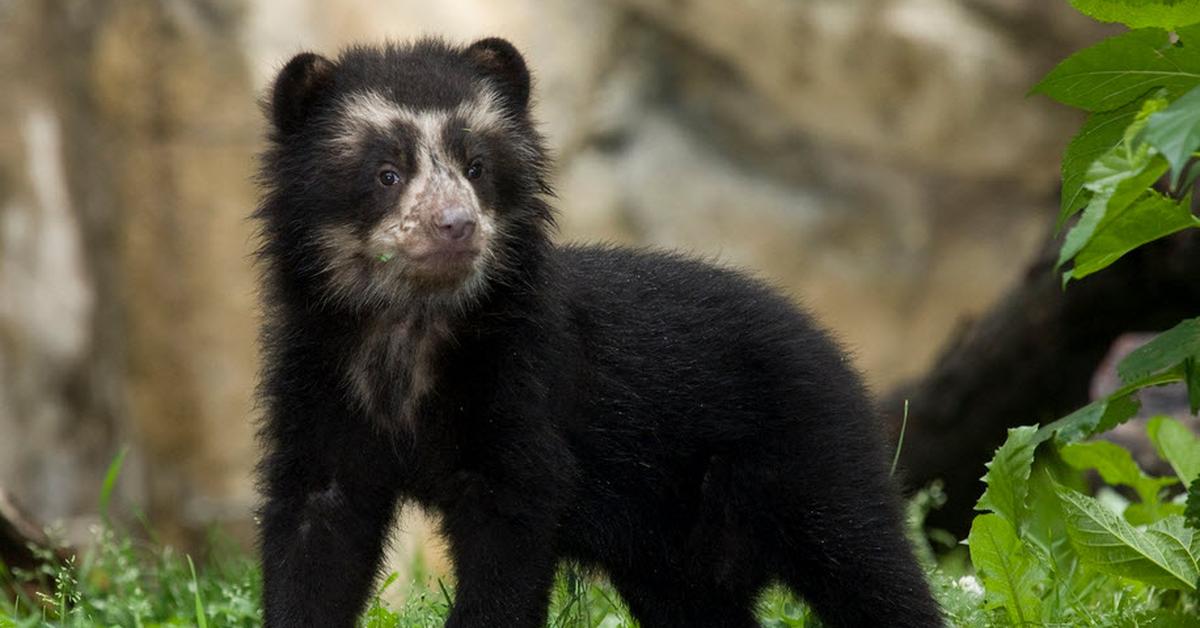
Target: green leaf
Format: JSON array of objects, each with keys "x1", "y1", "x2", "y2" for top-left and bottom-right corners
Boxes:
[
  {"x1": 1059, "y1": 100, "x2": 1148, "y2": 225},
  {"x1": 1059, "y1": 489, "x2": 1200, "y2": 590},
  {"x1": 1033, "y1": 29, "x2": 1200, "y2": 112},
  {"x1": 1184, "y1": 23, "x2": 1200, "y2": 50},
  {"x1": 1061, "y1": 440, "x2": 1176, "y2": 497},
  {"x1": 1144, "y1": 84, "x2": 1200, "y2": 187},
  {"x1": 968, "y1": 513, "x2": 1045, "y2": 625},
  {"x1": 1060, "y1": 440, "x2": 1177, "y2": 520},
  {"x1": 1118, "y1": 317, "x2": 1200, "y2": 383},
  {"x1": 1085, "y1": 150, "x2": 1169, "y2": 200},
  {"x1": 1024, "y1": 457, "x2": 1093, "y2": 611},
  {"x1": 1067, "y1": 1, "x2": 1200, "y2": 29},
  {"x1": 1042, "y1": 368, "x2": 1184, "y2": 447},
  {"x1": 977, "y1": 426, "x2": 1042, "y2": 527},
  {"x1": 1148, "y1": 416, "x2": 1200, "y2": 485},
  {"x1": 1057, "y1": 154, "x2": 1170, "y2": 271},
  {"x1": 1059, "y1": 96, "x2": 1171, "y2": 263},
  {"x1": 1124, "y1": 499, "x2": 1186, "y2": 526},
  {"x1": 1064, "y1": 189, "x2": 1198, "y2": 282},
  {"x1": 1044, "y1": 393, "x2": 1141, "y2": 445}
]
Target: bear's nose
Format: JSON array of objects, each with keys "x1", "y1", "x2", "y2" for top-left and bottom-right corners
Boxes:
[{"x1": 434, "y1": 205, "x2": 477, "y2": 241}]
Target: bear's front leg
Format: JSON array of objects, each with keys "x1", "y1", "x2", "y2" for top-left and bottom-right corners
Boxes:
[
  {"x1": 258, "y1": 419, "x2": 401, "y2": 628},
  {"x1": 439, "y1": 471, "x2": 563, "y2": 628}
]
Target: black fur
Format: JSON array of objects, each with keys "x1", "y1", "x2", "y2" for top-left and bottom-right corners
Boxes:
[
  {"x1": 254, "y1": 38, "x2": 942, "y2": 627},
  {"x1": 269, "y1": 52, "x2": 336, "y2": 136},
  {"x1": 464, "y1": 37, "x2": 532, "y2": 113}
]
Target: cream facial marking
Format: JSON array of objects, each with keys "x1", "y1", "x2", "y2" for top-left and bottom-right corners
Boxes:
[
  {"x1": 311, "y1": 88, "x2": 512, "y2": 310},
  {"x1": 331, "y1": 88, "x2": 512, "y2": 158}
]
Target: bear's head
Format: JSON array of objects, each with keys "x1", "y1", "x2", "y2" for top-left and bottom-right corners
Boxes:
[{"x1": 256, "y1": 38, "x2": 552, "y2": 313}]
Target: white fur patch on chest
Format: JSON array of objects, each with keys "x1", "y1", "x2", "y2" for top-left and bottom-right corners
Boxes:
[{"x1": 344, "y1": 315, "x2": 448, "y2": 428}]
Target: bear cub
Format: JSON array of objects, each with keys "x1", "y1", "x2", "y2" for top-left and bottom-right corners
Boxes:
[{"x1": 254, "y1": 38, "x2": 942, "y2": 628}]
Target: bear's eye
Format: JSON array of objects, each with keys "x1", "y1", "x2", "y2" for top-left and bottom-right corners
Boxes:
[
  {"x1": 465, "y1": 159, "x2": 484, "y2": 181},
  {"x1": 378, "y1": 169, "x2": 401, "y2": 187}
]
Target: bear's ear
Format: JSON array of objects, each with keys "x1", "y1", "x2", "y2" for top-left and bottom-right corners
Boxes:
[
  {"x1": 464, "y1": 38, "x2": 531, "y2": 114},
  {"x1": 269, "y1": 52, "x2": 336, "y2": 135}
]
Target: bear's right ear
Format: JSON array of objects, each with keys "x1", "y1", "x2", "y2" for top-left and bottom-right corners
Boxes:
[{"x1": 269, "y1": 52, "x2": 336, "y2": 135}]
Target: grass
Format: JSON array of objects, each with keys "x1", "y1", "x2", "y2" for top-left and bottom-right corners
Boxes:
[
  {"x1": 0, "y1": 446, "x2": 977, "y2": 627},
  {"x1": 0, "y1": 481, "x2": 981, "y2": 627},
  {"x1": 0, "y1": 445, "x2": 1058, "y2": 627},
  {"x1": 1, "y1": 525, "x2": 261, "y2": 627},
  {"x1": 0, "y1": 524, "x2": 828, "y2": 627}
]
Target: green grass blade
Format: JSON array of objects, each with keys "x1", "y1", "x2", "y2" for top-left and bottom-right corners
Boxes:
[
  {"x1": 99, "y1": 447, "x2": 128, "y2": 526},
  {"x1": 187, "y1": 555, "x2": 208, "y2": 628}
]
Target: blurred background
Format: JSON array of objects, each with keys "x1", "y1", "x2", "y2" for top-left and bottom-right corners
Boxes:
[{"x1": 1, "y1": 0, "x2": 1119, "y2": 573}]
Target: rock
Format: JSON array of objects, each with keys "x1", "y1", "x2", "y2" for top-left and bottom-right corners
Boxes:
[{"x1": 616, "y1": 0, "x2": 1108, "y2": 189}]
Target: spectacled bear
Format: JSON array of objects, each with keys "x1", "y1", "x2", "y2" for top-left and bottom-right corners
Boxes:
[{"x1": 254, "y1": 37, "x2": 942, "y2": 628}]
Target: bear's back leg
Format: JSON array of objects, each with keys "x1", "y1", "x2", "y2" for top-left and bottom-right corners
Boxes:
[
  {"x1": 704, "y1": 430, "x2": 944, "y2": 627},
  {"x1": 607, "y1": 569, "x2": 760, "y2": 628}
]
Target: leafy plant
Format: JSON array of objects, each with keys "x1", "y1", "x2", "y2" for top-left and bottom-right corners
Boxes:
[
  {"x1": 966, "y1": 5, "x2": 1200, "y2": 619},
  {"x1": 1033, "y1": 20, "x2": 1200, "y2": 283},
  {"x1": 967, "y1": 315, "x2": 1200, "y2": 621}
]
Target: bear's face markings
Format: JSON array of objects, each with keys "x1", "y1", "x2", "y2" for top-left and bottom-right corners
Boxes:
[
  {"x1": 308, "y1": 88, "x2": 516, "y2": 311},
  {"x1": 258, "y1": 40, "x2": 551, "y2": 317}
]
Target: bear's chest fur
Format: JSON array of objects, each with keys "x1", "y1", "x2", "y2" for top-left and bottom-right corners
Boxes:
[{"x1": 343, "y1": 314, "x2": 449, "y2": 428}]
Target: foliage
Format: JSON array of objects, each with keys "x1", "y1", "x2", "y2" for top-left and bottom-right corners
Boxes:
[
  {"x1": 970, "y1": 48, "x2": 1200, "y2": 615},
  {"x1": 967, "y1": 514, "x2": 1044, "y2": 625},
  {"x1": 0, "y1": 528, "x2": 838, "y2": 627},
  {"x1": 1068, "y1": 0, "x2": 1200, "y2": 29},
  {"x1": 0, "y1": 450, "x2": 815, "y2": 626},
  {"x1": 0, "y1": 453, "x2": 262, "y2": 628},
  {"x1": 970, "y1": 413, "x2": 1200, "y2": 625},
  {"x1": 1058, "y1": 490, "x2": 1197, "y2": 591},
  {"x1": 0, "y1": 527, "x2": 263, "y2": 627},
  {"x1": 966, "y1": 314, "x2": 1200, "y2": 623},
  {"x1": 1032, "y1": 17, "x2": 1200, "y2": 283},
  {"x1": 964, "y1": 5, "x2": 1200, "y2": 620}
]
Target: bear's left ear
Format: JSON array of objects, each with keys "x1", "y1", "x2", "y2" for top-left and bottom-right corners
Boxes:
[{"x1": 464, "y1": 38, "x2": 531, "y2": 114}]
